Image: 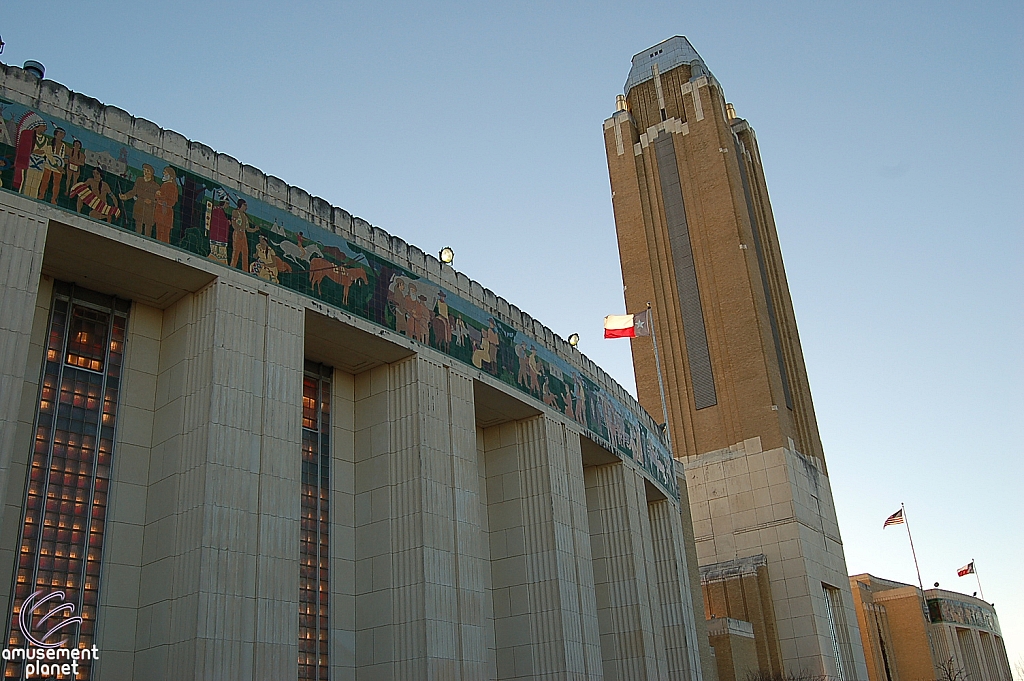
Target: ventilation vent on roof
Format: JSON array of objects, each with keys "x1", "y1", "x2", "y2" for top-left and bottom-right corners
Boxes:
[{"x1": 23, "y1": 60, "x2": 45, "y2": 79}]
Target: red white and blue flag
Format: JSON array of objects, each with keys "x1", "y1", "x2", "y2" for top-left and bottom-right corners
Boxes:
[
  {"x1": 957, "y1": 561, "x2": 975, "y2": 577},
  {"x1": 882, "y1": 509, "x2": 904, "y2": 528},
  {"x1": 604, "y1": 310, "x2": 652, "y2": 339}
]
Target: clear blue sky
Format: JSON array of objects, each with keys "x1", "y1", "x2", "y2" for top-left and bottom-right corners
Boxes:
[{"x1": 4, "y1": 0, "x2": 1021, "y2": 672}]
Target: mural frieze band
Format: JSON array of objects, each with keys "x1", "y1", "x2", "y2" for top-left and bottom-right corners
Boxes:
[{"x1": 0, "y1": 95, "x2": 678, "y2": 499}]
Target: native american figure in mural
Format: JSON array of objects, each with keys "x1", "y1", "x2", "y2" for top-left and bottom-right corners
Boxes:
[
  {"x1": 120, "y1": 163, "x2": 159, "y2": 237},
  {"x1": 230, "y1": 199, "x2": 257, "y2": 270},
  {"x1": 207, "y1": 199, "x2": 230, "y2": 263},
  {"x1": 14, "y1": 111, "x2": 48, "y2": 197},
  {"x1": 38, "y1": 127, "x2": 66, "y2": 204},
  {"x1": 70, "y1": 167, "x2": 120, "y2": 222},
  {"x1": 154, "y1": 166, "x2": 178, "y2": 243},
  {"x1": 64, "y1": 139, "x2": 85, "y2": 196},
  {"x1": 252, "y1": 235, "x2": 281, "y2": 283}
]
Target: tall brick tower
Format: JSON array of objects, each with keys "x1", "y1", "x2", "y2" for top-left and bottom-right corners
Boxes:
[{"x1": 604, "y1": 37, "x2": 869, "y2": 681}]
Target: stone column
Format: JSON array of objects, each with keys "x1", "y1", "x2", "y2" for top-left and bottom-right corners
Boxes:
[
  {"x1": 585, "y1": 462, "x2": 666, "y2": 680},
  {"x1": 331, "y1": 368, "x2": 356, "y2": 679},
  {"x1": 0, "y1": 269, "x2": 49, "y2": 658},
  {"x1": 251, "y1": 295, "x2": 305, "y2": 678},
  {"x1": 483, "y1": 415, "x2": 602, "y2": 680},
  {"x1": 446, "y1": 366, "x2": 492, "y2": 680},
  {"x1": 649, "y1": 497, "x2": 704, "y2": 681},
  {"x1": 135, "y1": 281, "x2": 304, "y2": 681},
  {"x1": 0, "y1": 204, "x2": 47, "y2": 513},
  {"x1": 92, "y1": 302, "x2": 163, "y2": 679},
  {"x1": 354, "y1": 355, "x2": 489, "y2": 680}
]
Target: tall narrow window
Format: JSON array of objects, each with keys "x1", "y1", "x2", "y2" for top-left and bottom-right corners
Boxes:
[
  {"x1": 823, "y1": 583, "x2": 855, "y2": 681},
  {"x1": 3, "y1": 282, "x2": 129, "y2": 681},
  {"x1": 299, "y1": 361, "x2": 331, "y2": 681}
]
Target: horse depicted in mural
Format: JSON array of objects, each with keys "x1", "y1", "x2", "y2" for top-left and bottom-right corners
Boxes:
[
  {"x1": 279, "y1": 239, "x2": 323, "y2": 264},
  {"x1": 308, "y1": 257, "x2": 368, "y2": 304}
]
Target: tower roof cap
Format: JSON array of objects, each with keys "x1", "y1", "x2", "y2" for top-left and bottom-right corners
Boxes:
[{"x1": 624, "y1": 36, "x2": 711, "y2": 94}]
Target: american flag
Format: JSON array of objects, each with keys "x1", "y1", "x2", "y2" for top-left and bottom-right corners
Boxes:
[
  {"x1": 957, "y1": 561, "x2": 975, "y2": 577},
  {"x1": 883, "y1": 509, "x2": 904, "y2": 528}
]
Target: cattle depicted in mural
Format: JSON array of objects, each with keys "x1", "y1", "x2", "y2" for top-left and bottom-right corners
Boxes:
[{"x1": 0, "y1": 95, "x2": 678, "y2": 498}]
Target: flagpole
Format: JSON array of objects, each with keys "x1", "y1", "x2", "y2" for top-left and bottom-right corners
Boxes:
[
  {"x1": 646, "y1": 302, "x2": 673, "y2": 450},
  {"x1": 972, "y1": 560, "x2": 985, "y2": 601},
  {"x1": 902, "y1": 503, "x2": 925, "y2": 592}
]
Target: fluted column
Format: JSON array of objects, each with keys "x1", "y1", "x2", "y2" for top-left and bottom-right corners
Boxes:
[
  {"x1": 649, "y1": 498, "x2": 703, "y2": 680},
  {"x1": 585, "y1": 462, "x2": 665, "y2": 679},
  {"x1": 134, "y1": 281, "x2": 304, "y2": 681},
  {"x1": 354, "y1": 355, "x2": 488, "y2": 680},
  {"x1": 251, "y1": 296, "x2": 305, "y2": 678},
  {"x1": 0, "y1": 203, "x2": 47, "y2": 515},
  {"x1": 483, "y1": 415, "x2": 601, "y2": 680}
]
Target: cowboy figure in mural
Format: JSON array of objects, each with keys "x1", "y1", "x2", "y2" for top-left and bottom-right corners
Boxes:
[
  {"x1": 472, "y1": 318, "x2": 500, "y2": 371},
  {"x1": 154, "y1": 166, "x2": 178, "y2": 243},
  {"x1": 119, "y1": 163, "x2": 159, "y2": 237},
  {"x1": 388, "y1": 278, "x2": 409, "y2": 333}
]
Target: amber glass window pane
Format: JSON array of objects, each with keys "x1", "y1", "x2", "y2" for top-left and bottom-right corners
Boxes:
[
  {"x1": 3, "y1": 287, "x2": 126, "y2": 681},
  {"x1": 300, "y1": 364, "x2": 331, "y2": 681},
  {"x1": 65, "y1": 306, "x2": 110, "y2": 372}
]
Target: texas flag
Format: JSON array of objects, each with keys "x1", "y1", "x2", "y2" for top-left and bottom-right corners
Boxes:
[
  {"x1": 957, "y1": 561, "x2": 975, "y2": 577},
  {"x1": 604, "y1": 310, "x2": 652, "y2": 339}
]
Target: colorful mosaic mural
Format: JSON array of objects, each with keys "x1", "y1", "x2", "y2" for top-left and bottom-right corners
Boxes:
[
  {"x1": 927, "y1": 598, "x2": 1000, "y2": 633},
  {"x1": 0, "y1": 96, "x2": 678, "y2": 499}
]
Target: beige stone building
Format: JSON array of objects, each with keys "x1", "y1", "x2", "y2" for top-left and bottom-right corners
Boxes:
[
  {"x1": 604, "y1": 36, "x2": 867, "y2": 681},
  {"x1": 850, "y1": 575, "x2": 1013, "y2": 681},
  {"x1": 0, "y1": 61, "x2": 709, "y2": 680}
]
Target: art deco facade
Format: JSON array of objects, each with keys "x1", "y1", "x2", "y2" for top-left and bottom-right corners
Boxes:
[
  {"x1": 604, "y1": 37, "x2": 867, "y2": 680},
  {"x1": 850, "y1": 575, "x2": 1013, "y2": 681},
  {"x1": 0, "y1": 62, "x2": 708, "y2": 680}
]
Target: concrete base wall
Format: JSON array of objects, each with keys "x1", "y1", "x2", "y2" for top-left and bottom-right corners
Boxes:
[{"x1": 686, "y1": 438, "x2": 868, "y2": 681}]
